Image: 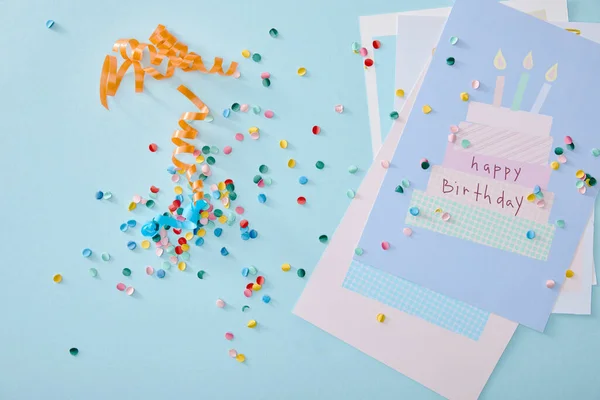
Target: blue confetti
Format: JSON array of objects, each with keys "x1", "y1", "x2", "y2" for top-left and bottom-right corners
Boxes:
[
  {"x1": 127, "y1": 241, "x2": 137, "y2": 250},
  {"x1": 262, "y1": 295, "x2": 271, "y2": 304},
  {"x1": 119, "y1": 223, "x2": 128, "y2": 232},
  {"x1": 298, "y1": 176, "x2": 308, "y2": 185},
  {"x1": 195, "y1": 237, "x2": 205, "y2": 246},
  {"x1": 157, "y1": 269, "x2": 166, "y2": 278},
  {"x1": 223, "y1": 108, "x2": 231, "y2": 118},
  {"x1": 241, "y1": 267, "x2": 249, "y2": 277},
  {"x1": 127, "y1": 219, "x2": 137, "y2": 227},
  {"x1": 220, "y1": 247, "x2": 229, "y2": 256},
  {"x1": 258, "y1": 193, "x2": 267, "y2": 203},
  {"x1": 214, "y1": 228, "x2": 223, "y2": 237},
  {"x1": 249, "y1": 229, "x2": 258, "y2": 239},
  {"x1": 95, "y1": 191, "x2": 104, "y2": 200}
]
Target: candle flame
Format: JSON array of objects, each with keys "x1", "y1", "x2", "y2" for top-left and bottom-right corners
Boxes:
[
  {"x1": 523, "y1": 51, "x2": 533, "y2": 70},
  {"x1": 545, "y1": 63, "x2": 558, "y2": 82},
  {"x1": 493, "y1": 49, "x2": 506, "y2": 70}
]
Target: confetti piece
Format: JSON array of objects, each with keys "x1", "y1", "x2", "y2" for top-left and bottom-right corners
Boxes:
[
  {"x1": 46, "y1": 20, "x2": 55, "y2": 29},
  {"x1": 242, "y1": 305, "x2": 250, "y2": 312},
  {"x1": 127, "y1": 241, "x2": 137, "y2": 250},
  {"x1": 122, "y1": 268, "x2": 132, "y2": 277},
  {"x1": 395, "y1": 185, "x2": 404, "y2": 194},
  {"x1": 264, "y1": 110, "x2": 274, "y2": 118},
  {"x1": 221, "y1": 247, "x2": 229, "y2": 256},
  {"x1": 446, "y1": 57, "x2": 455, "y2": 66},
  {"x1": 348, "y1": 165, "x2": 358, "y2": 174},
  {"x1": 364, "y1": 58, "x2": 373, "y2": 67},
  {"x1": 403, "y1": 228, "x2": 412, "y2": 237},
  {"x1": 471, "y1": 80, "x2": 480, "y2": 89},
  {"x1": 395, "y1": 89, "x2": 405, "y2": 97},
  {"x1": 53, "y1": 274, "x2": 62, "y2": 283},
  {"x1": 315, "y1": 161, "x2": 325, "y2": 170},
  {"x1": 125, "y1": 286, "x2": 135, "y2": 296},
  {"x1": 116, "y1": 283, "x2": 126, "y2": 291},
  {"x1": 69, "y1": 347, "x2": 78, "y2": 356},
  {"x1": 312, "y1": 125, "x2": 321, "y2": 135},
  {"x1": 288, "y1": 159, "x2": 296, "y2": 168},
  {"x1": 103, "y1": 191, "x2": 113, "y2": 200},
  {"x1": 360, "y1": 47, "x2": 368, "y2": 57},
  {"x1": 101, "y1": 253, "x2": 110, "y2": 261},
  {"x1": 422, "y1": 105, "x2": 432, "y2": 114},
  {"x1": 372, "y1": 40, "x2": 381, "y2": 49},
  {"x1": 280, "y1": 140, "x2": 288, "y2": 149},
  {"x1": 260, "y1": 72, "x2": 270, "y2": 79},
  {"x1": 244, "y1": 289, "x2": 252, "y2": 297},
  {"x1": 564, "y1": 135, "x2": 573, "y2": 144},
  {"x1": 96, "y1": 191, "x2": 104, "y2": 200},
  {"x1": 550, "y1": 161, "x2": 559, "y2": 170},
  {"x1": 225, "y1": 332, "x2": 234, "y2": 340},
  {"x1": 461, "y1": 139, "x2": 471, "y2": 149},
  {"x1": 355, "y1": 248, "x2": 364, "y2": 256},
  {"x1": 558, "y1": 155, "x2": 567, "y2": 164},
  {"x1": 526, "y1": 230, "x2": 536, "y2": 239},
  {"x1": 376, "y1": 313, "x2": 385, "y2": 323},
  {"x1": 247, "y1": 320, "x2": 257, "y2": 328},
  {"x1": 319, "y1": 235, "x2": 328, "y2": 243},
  {"x1": 449, "y1": 36, "x2": 459, "y2": 45},
  {"x1": 252, "y1": 53, "x2": 262, "y2": 62},
  {"x1": 334, "y1": 104, "x2": 344, "y2": 113},
  {"x1": 401, "y1": 179, "x2": 410, "y2": 188},
  {"x1": 89, "y1": 268, "x2": 98, "y2": 277},
  {"x1": 297, "y1": 268, "x2": 306, "y2": 278},
  {"x1": 281, "y1": 263, "x2": 291, "y2": 272},
  {"x1": 262, "y1": 295, "x2": 271, "y2": 304},
  {"x1": 242, "y1": 49, "x2": 251, "y2": 58},
  {"x1": 409, "y1": 207, "x2": 420, "y2": 216},
  {"x1": 351, "y1": 42, "x2": 360, "y2": 52},
  {"x1": 235, "y1": 133, "x2": 244, "y2": 142},
  {"x1": 381, "y1": 160, "x2": 390, "y2": 169},
  {"x1": 381, "y1": 241, "x2": 390, "y2": 250},
  {"x1": 82, "y1": 248, "x2": 92, "y2": 258},
  {"x1": 258, "y1": 193, "x2": 267, "y2": 203},
  {"x1": 297, "y1": 196, "x2": 307, "y2": 205},
  {"x1": 297, "y1": 67, "x2": 307, "y2": 76},
  {"x1": 157, "y1": 269, "x2": 166, "y2": 278},
  {"x1": 197, "y1": 270, "x2": 205, "y2": 279},
  {"x1": 460, "y1": 92, "x2": 469, "y2": 101},
  {"x1": 592, "y1": 148, "x2": 600, "y2": 157},
  {"x1": 216, "y1": 299, "x2": 226, "y2": 308},
  {"x1": 421, "y1": 160, "x2": 430, "y2": 170},
  {"x1": 269, "y1": 28, "x2": 278, "y2": 38},
  {"x1": 546, "y1": 280, "x2": 555, "y2": 288},
  {"x1": 346, "y1": 190, "x2": 355, "y2": 199},
  {"x1": 236, "y1": 354, "x2": 246, "y2": 363},
  {"x1": 566, "y1": 269, "x2": 575, "y2": 278},
  {"x1": 389, "y1": 111, "x2": 399, "y2": 120},
  {"x1": 262, "y1": 78, "x2": 271, "y2": 87},
  {"x1": 223, "y1": 146, "x2": 232, "y2": 155},
  {"x1": 149, "y1": 143, "x2": 158, "y2": 152},
  {"x1": 252, "y1": 283, "x2": 262, "y2": 291},
  {"x1": 145, "y1": 266, "x2": 154, "y2": 275}
]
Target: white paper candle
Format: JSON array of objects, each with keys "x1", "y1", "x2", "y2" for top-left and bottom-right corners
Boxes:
[
  {"x1": 531, "y1": 63, "x2": 558, "y2": 114},
  {"x1": 493, "y1": 49, "x2": 507, "y2": 107}
]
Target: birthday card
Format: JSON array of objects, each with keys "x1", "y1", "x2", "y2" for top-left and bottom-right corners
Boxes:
[{"x1": 354, "y1": 0, "x2": 600, "y2": 331}]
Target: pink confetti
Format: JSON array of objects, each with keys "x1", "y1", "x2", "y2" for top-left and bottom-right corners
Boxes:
[
  {"x1": 450, "y1": 125, "x2": 459, "y2": 133},
  {"x1": 116, "y1": 283, "x2": 126, "y2": 291},
  {"x1": 257, "y1": 179, "x2": 265, "y2": 188},
  {"x1": 381, "y1": 241, "x2": 390, "y2": 250},
  {"x1": 223, "y1": 146, "x2": 232, "y2": 155},
  {"x1": 260, "y1": 72, "x2": 270, "y2": 79},
  {"x1": 536, "y1": 200, "x2": 545, "y2": 208},
  {"x1": 200, "y1": 218, "x2": 208, "y2": 225},
  {"x1": 579, "y1": 186, "x2": 587, "y2": 194},
  {"x1": 564, "y1": 135, "x2": 573, "y2": 144},
  {"x1": 202, "y1": 164, "x2": 211, "y2": 174},
  {"x1": 225, "y1": 332, "x2": 234, "y2": 340},
  {"x1": 171, "y1": 175, "x2": 180, "y2": 183},
  {"x1": 380, "y1": 160, "x2": 390, "y2": 169},
  {"x1": 216, "y1": 299, "x2": 226, "y2": 308},
  {"x1": 132, "y1": 195, "x2": 141, "y2": 203},
  {"x1": 334, "y1": 104, "x2": 344, "y2": 113},
  {"x1": 250, "y1": 132, "x2": 260, "y2": 140},
  {"x1": 448, "y1": 133, "x2": 457, "y2": 143},
  {"x1": 155, "y1": 248, "x2": 164, "y2": 257},
  {"x1": 403, "y1": 228, "x2": 412, "y2": 237},
  {"x1": 229, "y1": 349, "x2": 238, "y2": 358},
  {"x1": 235, "y1": 206, "x2": 245, "y2": 215},
  {"x1": 210, "y1": 184, "x2": 219, "y2": 192},
  {"x1": 193, "y1": 149, "x2": 201, "y2": 157},
  {"x1": 233, "y1": 71, "x2": 241, "y2": 79},
  {"x1": 359, "y1": 47, "x2": 368, "y2": 57},
  {"x1": 264, "y1": 110, "x2": 274, "y2": 118},
  {"x1": 140, "y1": 198, "x2": 147, "y2": 205},
  {"x1": 125, "y1": 286, "x2": 135, "y2": 296},
  {"x1": 558, "y1": 155, "x2": 567, "y2": 164},
  {"x1": 240, "y1": 104, "x2": 249, "y2": 112},
  {"x1": 471, "y1": 80, "x2": 480, "y2": 89},
  {"x1": 243, "y1": 289, "x2": 252, "y2": 297},
  {"x1": 441, "y1": 212, "x2": 451, "y2": 221},
  {"x1": 208, "y1": 214, "x2": 216, "y2": 221},
  {"x1": 146, "y1": 266, "x2": 154, "y2": 275},
  {"x1": 169, "y1": 256, "x2": 178, "y2": 264},
  {"x1": 160, "y1": 237, "x2": 169, "y2": 246},
  {"x1": 235, "y1": 133, "x2": 244, "y2": 141}
]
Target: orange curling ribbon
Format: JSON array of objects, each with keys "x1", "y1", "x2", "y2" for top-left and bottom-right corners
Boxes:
[
  {"x1": 100, "y1": 24, "x2": 238, "y2": 109},
  {"x1": 171, "y1": 85, "x2": 209, "y2": 205}
]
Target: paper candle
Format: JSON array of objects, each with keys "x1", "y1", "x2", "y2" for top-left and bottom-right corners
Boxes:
[
  {"x1": 531, "y1": 63, "x2": 558, "y2": 114},
  {"x1": 510, "y1": 52, "x2": 534, "y2": 111},
  {"x1": 493, "y1": 49, "x2": 506, "y2": 107}
]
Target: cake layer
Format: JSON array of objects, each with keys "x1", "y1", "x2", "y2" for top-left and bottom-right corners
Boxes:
[
  {"x1": 454, "y1": 122, "x2": 554, "y2": 165},
  {"x1": 406, "y1": 190, "x2": 555, "y2": 261},
  {"x1": 425, "y1": 166, "x2": 554, "y2": 224},
  {"x1": 466, "y1": 101, "x2": 553, "y2": 137},
  {"x1": 443, "y1": 143, "x2": 552, "y2": 188}
]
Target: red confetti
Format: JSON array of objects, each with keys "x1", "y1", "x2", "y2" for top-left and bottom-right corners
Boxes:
[
  {"x1": 175, "y1": 246, "x2": 183, "y2": 255},
  {"x1": 256, "y1": 276, "x2": 265, "y2": 285},
  {"x1": 224, "y1": 179, "x2": 234, "y2": 185},
  {"x1": 364, "y1": 58, "x2": 374, "y2": 67},
  {"x1": 172, "y1": 228, "x2": 182, "y2": 235},
  {"x1": 240, "y1": 219, "x2": 249, "y2": 228},
  {"x1": 372, "y1": 40, "x2": 381, "y2": 49},
  {"x1": 246, "y1": 283, "x2": 254, "y2": 290},
  {"x1": 150, "y1": 186, "x2": 160, "y2": 193},
  {"x1": 297, "y1": 196, "x2": 306, "y2": 205},
  {"x1": 178, "y1": 237, "x2": 187, "y2": 245},
  {"x1": 149, "y1": 143, "x2": 158, "y2": 152},
  {"x1": 172, "y1": 200, "x2": 181, "y2": 208},
  {"x1": 168, "y1": 204, "x2": 177, "y2": 212},
  {"x1": 312, "y1": 125, "x2": 321, "y2": 135}
]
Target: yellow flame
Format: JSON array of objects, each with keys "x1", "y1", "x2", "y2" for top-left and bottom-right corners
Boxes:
[
  {"x1": 493, "y1": 49, "x2": 506, "y2": 70},
  {"x1": 523, "y1": 51, "x2": 533, "y2": 70},
  {"x1": 545, "y1": 63, "x2": 558, "y2": 82}
]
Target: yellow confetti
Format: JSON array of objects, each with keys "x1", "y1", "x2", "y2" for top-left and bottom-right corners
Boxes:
[
  {"x1": 395, "y1": 89, "x2": 405, "y2": 97},
  {"x1": 241, "y1": 49, "x2": 251, "y2": 58},
  {"x1": 247, "y1": 320, "x2": 257, "y2": 328},
  {"x1": 185, "y1": 232, "x2": 194, "y2": 240},
  {"x1": 178, "y1": 262, "x2": 187, "y2": 271},
  {"x1": 248, "y1": 126, "x2": 259, "y2": 134},
  {"x1": 281, "y1": 263, "x2": 291, "y2": 272},
  {"x1": 376, "y1": 313, "x2": 385, "y2": 323},
  {"x1": 422, "y1": 105, "x2": 432, "y2": 114},
  {"x1": 576, "y1": 170, "x2": 585, "y2": 179},
  {"x1": 527, "y1": 193, "x2": 536, "y2": 202},
  {"x1": 128, "y1": 202, "x2": 137, "y2": 211},
  {"x1": 141, "y1": 240, "x2": 150, "y2": 249},
  {"x1": 550, "y1": 161, "x2": 560, "y2": 170},
  {"x1": 279, "y1": 139, "x2": 288, "y2": 149},
  {"x1": 297, "y1": 67, "x2": 307, "y2": 76},
  {"x1": 53, "y1": 274, "x2": 63, "y2": 283},
  {"x1": 181, "y1": 244, "x2": 190, "y2": 252},
  {"x1": 218, "y1": 215, "x2": 227, "y2": 224},
  {"x1": 174, "y1": 185, "x2": 183, "y2": 194},
  {"x1": 197, "y1": 228, "x2": 206, "y2": 237},
  {"x1": 200, "y1": 211, "x2": 209, "y2": 218},
  {"x1": 196, "y1": 155, "x2": 205, "y2": 163},
  {"x1": 566, "y1": 269, "x2": 575, "y2": 278},
  {"x1": 288, "y1": 159, "x2": 296, "y2": 168},
  {"x1": 236, "y1": 354, "x2": 246, "y2": 363},
  {"x1": 460, "y1": 92, "x2": 469, "y2": 101},
  {"x1": 252, "y1": 283, "x2": 262, "y2": 291}
]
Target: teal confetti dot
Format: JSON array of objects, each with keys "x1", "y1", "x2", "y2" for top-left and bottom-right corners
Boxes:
[
  {"x1": 389, "y1": 111, "x2": 399, "y2": 120},
  {"x1": 252, "y1": 53, "x2": 262, "y2": 62},
  {"x1": 395, "y1": 185, "x2": 404, "y2": 193},
  {"x1": 401, "y1": 179, "x2": 410, "y2": 188},
  {"x1": 556, "y1": 220, "x2": 565, "y2": 228},
  {"x1": 101, "y1": 253, "x2": 110, "y2": 261},
  {"x1": 82, "y1": 248, "x2": 92, "y2": 258},
  {"x1": 259, "y1": 164, "x2": 269, "y2": 173},
  {"x1": 409, "y1": 207, "x2": 419, "y2": 216},
  {"x1": 315, "y1": 161, "x2": 325, "y2": 170},
  {"x1": 197, "y1": 270, "x2": 205, "y2": 279},
  {"x1": 269, "y1": 28, "x2": 278, "y2": 38},
  {"x1": 252, "y1": 105, "x2": 261, "y2": 114},
  {"x1": 122, "y1": 268, "x2": 131, "y2": 277},
  {"x1": 89, "y1": 268, "x2": 98, "y2": 277},
  {"x1": 446, "y1": 57, "x2": 455, "y2": 66},
  {"x1": 46, "y1": 20, "x2": 55, "y2": 29},
  {"x1": 347, "y1": 189, "x2": 355, "y2": 199},
  {"x1": 355, "y1": 248, "x2": 364, "y2": 256},
  {"x1": 351, "y1": 42, "x2": 360, "y2": 52},
  {"x1": 449, "y1": 36, "x2": 458, "y2": 45},
  {"x1": 461, "y1": 139, "x2": 470, "y2": 149},
  {"x1": 348, "y1": 165, "x2": 358, "y2": 174},
  {"x1": 262, "y1": 78, "x2": 271, "y2": 87},
  {"x1": 592, "y1": 148, "x2": 600, "y2": 157},
  {"x1": 526, "y1": 230, "x2": 536, "y2": 239}
]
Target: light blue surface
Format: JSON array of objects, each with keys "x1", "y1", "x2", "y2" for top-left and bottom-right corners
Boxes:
[
  {"x1": 356, "y1": 0, "x2": 600, "y2": 331},
  {"x1": 2, "y1": 1, "x2": 600, "y2": 399},
  {"x1": 343, "y1": 260, "x2": 489, "y2": 340}
]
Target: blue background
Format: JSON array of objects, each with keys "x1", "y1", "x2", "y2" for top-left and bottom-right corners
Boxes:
[
  {"x1": 357, "y1": 0, "x2": 600, "y2": 332},
  {"x1": 1, "y1": 0, "x2": 600, "y2": 399}
]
